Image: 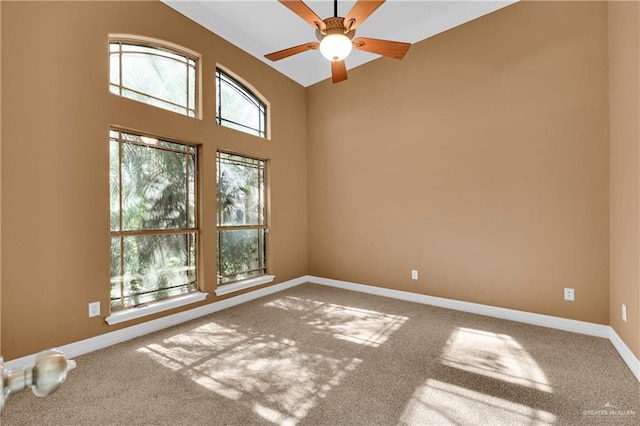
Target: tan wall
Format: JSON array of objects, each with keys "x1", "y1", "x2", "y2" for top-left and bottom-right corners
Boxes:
[
  {"x1": 307, "y1": 1, "x2": 610, "y2": 323},
  {"x1": 1, "y1": 1, "x2": 308, "y2": 360},
  {"x1": 609, "y1": 1, "x2": 640, "y2": 358}
]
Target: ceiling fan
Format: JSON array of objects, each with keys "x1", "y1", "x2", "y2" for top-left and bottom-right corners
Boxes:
[{"x1": 265, "y1": 0, "x2": 411, "y2": 84}]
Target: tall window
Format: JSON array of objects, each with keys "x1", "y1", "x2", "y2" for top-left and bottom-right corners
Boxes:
[
  {"x1": 216, "y1": 69, "x2": 267, "y2": 138},
  {"x1": 110, "y1": 130, "x2": 198, "y2": 310},
  {"x1": 110, "y1": 40, "x2": 197, "y2": 117},
  {"x1": 217, "y1": 152, "x2": 267, "y2": 284}
]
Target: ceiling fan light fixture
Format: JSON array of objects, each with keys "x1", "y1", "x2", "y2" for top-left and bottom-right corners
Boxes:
[
  {"x1": 319, "y1": 33, "x2": 352, "y2": 61},
  {"x1": 265, "y1": 0, "x2": 410, "y2": 84}
]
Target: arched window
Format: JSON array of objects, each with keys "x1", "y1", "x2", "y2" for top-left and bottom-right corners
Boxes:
[
  {"x1": 110, "y1": 39, "x2": 198, "y2": 117},
  {"x1": 216, "y1": 68, "x2": 268, "y2": 138}
]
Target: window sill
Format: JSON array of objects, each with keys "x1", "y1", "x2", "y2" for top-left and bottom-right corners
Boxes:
[
  {"x1": 215, "y1": 275, "x2": 276, "y2": 297},
  {"x1": 105, "y1": 292, "x2": 208, "y2": 326}
]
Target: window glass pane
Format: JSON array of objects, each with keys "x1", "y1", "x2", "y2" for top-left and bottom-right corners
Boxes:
[
  {"x1": 188, "y1": 154, "x2": 196, "y2": 228},
  {"x1": 119, "y1": 132, "x2": 191, "y2": 153},
  {"x1": 120, "y1": 143, "x2": 188, "y2": 231},
  {"x1": 189, "y1": 233, "x2": 197, "y2": 284},
  {"x1": 121, "y1": 43, "x2": 185, "y2": 62},
  {"x1": 109, "y1": 41, "x2": 197, "y2": 117},
  {"x1": 121, "y1": 53, "x2": 187, "y2": 106},
  {"x1": 120, "y1": 88, "x2": 188, "y2": 116},
  {"x1": 110, "y1": 233, "x2": 197, "y2": 309},
  {"x1": 188, "y1": 61, "x2": 196, "y2": 113},
  {"x1": 110, "y1": 237, "x2": 121, "y2": 285},
  {"x1": 219, "y1": 120, "x2": 262, "y2": 138},
  {"x1": 217, "y1": 153, "x2": 265, "y2": 226},
  {"x1": 109, "y1": 140, "x2": 120, "y2": 231},
  {"x1": 109, "y1": 53, "x2": 120, "y2": 87},
  {"x1": 220, "y1": 80, "x2": 260, "y2": 126},
  {"x1": 216, "y1": 69, "x2": 266, "y2": 138},
  {"x1": 218, "y1": 229, "x2": 266, "y2": 284}
]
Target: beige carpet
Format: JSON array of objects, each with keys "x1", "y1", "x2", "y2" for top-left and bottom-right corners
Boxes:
[{"x1": 2, "y1": 283, "x2": 638, "y2": 425}]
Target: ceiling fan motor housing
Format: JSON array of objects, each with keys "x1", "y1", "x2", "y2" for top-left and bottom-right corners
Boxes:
[{"x1": 316, "y1": 17, "x2": 355, "y2": 41}]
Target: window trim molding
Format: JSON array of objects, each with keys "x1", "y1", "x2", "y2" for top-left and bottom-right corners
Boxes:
[
  {"x1": 214, "y1": 275, "x2": 275, "y2": 297},
  {"x1": 105, "y1": 291, "x2": 208, "y2": 325},
  {"x1": 216, "y1": 64, "x2": 271, "y2": 139},
  {"x1": 108, "y1": 34, "x2": 202, "y2": 119}
]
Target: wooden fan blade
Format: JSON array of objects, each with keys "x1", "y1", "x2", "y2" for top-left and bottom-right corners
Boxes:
[
  {"x1": 331, "y1": 60, "x2": 348, "y2": 84},
  {"x1": 265, "y1": 42, "x2": 319, "y2": 61},
  {"x1": 344, "y1": 0, "x2": 385, "y2": 31},
  {"x1": 278, "y1": 0, "x2": 326, "y2": 31},
  {"x1": 352, "y1": 37, "x2": 411, "y2": 60}
]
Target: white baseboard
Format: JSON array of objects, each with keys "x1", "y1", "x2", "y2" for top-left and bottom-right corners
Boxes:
[
  {"x1": 308, "y1": 276, "x2": 610, "y2": 337},
  {"x1": 609, "y1": 327, "x2": 640, "y2": 382},
  {"x1": 6, "y1": 274, "x2": 639, "y2": 384},
  {"x1": 3, "y1": 275, "x2": 307, "y2": 371},
  {"x1": 307, "y1": 276, "x2": 640, "y2": 383}
]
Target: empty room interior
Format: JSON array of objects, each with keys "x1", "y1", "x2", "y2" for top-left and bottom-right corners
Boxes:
[{"x1": 1, "y1": 0, "x2": 639, "y2": 424}]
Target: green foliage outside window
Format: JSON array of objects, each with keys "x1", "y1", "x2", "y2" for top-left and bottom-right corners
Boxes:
[
  {"x1": 216, "y1": 152, "x2": 267, "y2": 284},
  {"x1": 110, "y1": 130, "x2": 198, "y2": 310}
]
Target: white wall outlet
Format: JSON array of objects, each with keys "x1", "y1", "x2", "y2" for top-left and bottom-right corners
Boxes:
[
  {"x1": 563, "y1": 288, "x2": 575, "y2": 301},
  {"x1": 88, "y1": 301, "x2": 101, "y2": 318},
  {"x1": 622, "y1": 304, "x2": 627, "y2": 322},
  {"x1": 411, "y1": 270, "x2": 418, "y2": 280}
]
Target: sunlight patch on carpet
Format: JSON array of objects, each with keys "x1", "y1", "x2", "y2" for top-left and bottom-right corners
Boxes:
[
  {"x1": 265, "y1": 296, "x2": 408, "y2": 347},
  {"x1": 137, "y1": 322, "x2": 247, "y2": 371},
  {"x1": 138, "y1": 322, "x2": 362, "y2": 425},
  {"x1": 187, "y1": 338, "x2": 361, "y2": 424},
  {"x1": 264, "y1": 296, "x2": 324, "y2": 312},
  {"x1": 399, "y1": 379, "x2": 556, "y2": 425},
  {"x1": 440, "y1": 327, "x2": 553, "y2": 393}
]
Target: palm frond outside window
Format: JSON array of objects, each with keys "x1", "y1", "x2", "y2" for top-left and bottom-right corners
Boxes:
[{"x1": 109, "y1": 129, "x2": 198, "y2": 310}]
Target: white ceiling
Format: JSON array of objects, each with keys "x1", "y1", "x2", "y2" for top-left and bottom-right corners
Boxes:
[{"x1": 163, "y1": 0, "x2": 517, "y2": 87}]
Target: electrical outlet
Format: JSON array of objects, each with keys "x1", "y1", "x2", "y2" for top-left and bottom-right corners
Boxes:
[
  {"x1": 411, "y1": 270, "x2": 418, "y2": 280},
  {"x1": 88, "y1": 301, "x2": 101, "y2": 318},
  {"x1": 622, "y1": 304, "x2": 627, "y2": 322},
  {"x1": 564, "y1": 288, "x2": 575, "y2": 301}
]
